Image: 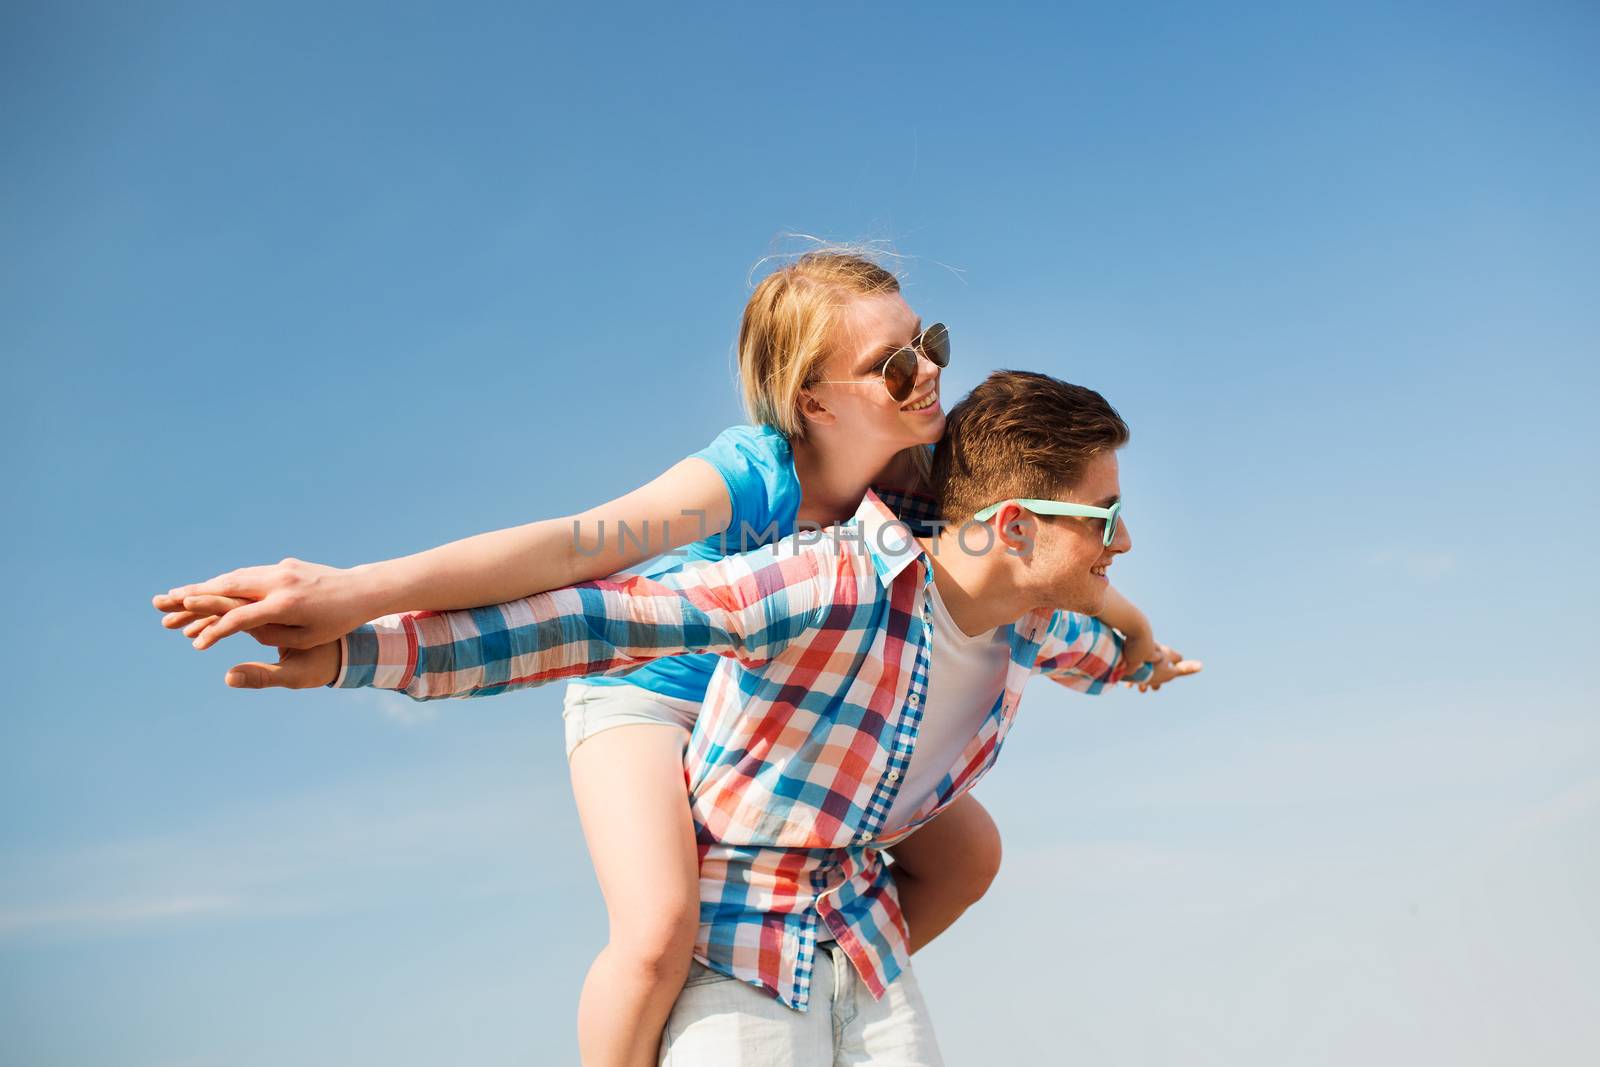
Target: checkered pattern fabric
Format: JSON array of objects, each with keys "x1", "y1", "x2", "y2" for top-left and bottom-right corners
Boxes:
[{"x1": 336, "y1": 490, "x2": 1141, "y2": 1011}]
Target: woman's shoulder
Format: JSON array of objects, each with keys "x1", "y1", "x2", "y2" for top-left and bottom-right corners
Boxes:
[
  {"x1": 701, "y1": 422, "x2": 792, "y2": 458},
  {"x1": 693, "y1": 424, "x2": 794, "y2": 480},
  {"x1": 690, "y1": 423, "x2": 799, "y2": 534}
]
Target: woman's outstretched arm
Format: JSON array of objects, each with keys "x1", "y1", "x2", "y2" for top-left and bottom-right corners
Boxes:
[
  {"x1": 154, "y1": 457, "x2": 735, "y2": 650},
  {"x1": 1093, "y1": 582, "x2": 1157, "y2": 669},
  {"x1": 215, "y1": 530, "x2": 840, "y2": 695}
]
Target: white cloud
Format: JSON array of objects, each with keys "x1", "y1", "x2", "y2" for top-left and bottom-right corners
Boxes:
[
  {"x1": 0, "y1": 752, "x2": 587, "y2": 941},
  {"x1": 0, "y1": 894, "x2": 244, "y2": 936},
  {"x1": 351, "y1": 685, "x2": 438, "y2": 724},
  {"x1": 1506, "y1": 774, "x2": 1600, "y2": 834}
]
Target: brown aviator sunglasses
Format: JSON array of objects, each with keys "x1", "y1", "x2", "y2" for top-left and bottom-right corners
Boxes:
[{"x1": 813, "y1": 323, "x2": 951, "y2": 403}]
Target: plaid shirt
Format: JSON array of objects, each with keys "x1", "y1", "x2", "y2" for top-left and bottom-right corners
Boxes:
[{"x1": 335, "y1": 490, "x2": 1144, "y2": 1011}]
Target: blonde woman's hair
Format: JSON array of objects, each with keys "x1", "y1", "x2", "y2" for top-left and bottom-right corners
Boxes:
[{"x1": 737, "y1": 249, "x2": 902, "y2": 438}]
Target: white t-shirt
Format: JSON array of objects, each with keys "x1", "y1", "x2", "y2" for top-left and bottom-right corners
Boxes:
[{"x1": 883, "y1": 579, "x2": 1012, "y2": 827}]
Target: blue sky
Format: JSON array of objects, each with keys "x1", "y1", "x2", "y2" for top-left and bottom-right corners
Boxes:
[{"x1": 3, "y1": 1, "x2": 1597, "y2": 1063}]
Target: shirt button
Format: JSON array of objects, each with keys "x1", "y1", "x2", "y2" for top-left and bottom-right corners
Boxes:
[
  {"x1": 887, "y1": 770, "x2": 901, "y2": 781},
  {"x1": 908, "y1": 694, "x2": 920, "y2": 707},
  {"x1": 861, "y1": 831, "x2": 874, "y2": 842}
]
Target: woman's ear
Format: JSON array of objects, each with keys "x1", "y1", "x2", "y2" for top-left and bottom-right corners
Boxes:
[{"x1": 798, "y1": 389, "x2": 838, "y2": 429}]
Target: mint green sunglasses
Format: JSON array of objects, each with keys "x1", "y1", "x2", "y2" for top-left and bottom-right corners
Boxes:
[{"x1": 973, "y1": 498, "x2": 1124, "y2": 547}]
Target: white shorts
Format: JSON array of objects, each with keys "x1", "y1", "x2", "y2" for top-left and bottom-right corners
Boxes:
[
  {"x1": 561, "y1": 681, "x2": 702, "y2": 759},
  {"x1": 660, "y1": 945, "x2": 945, "y2": 1065}
]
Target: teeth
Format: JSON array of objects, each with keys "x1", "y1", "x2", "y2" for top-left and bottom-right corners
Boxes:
[{"x1": 904, "y1": 390, "x2": 938, "y2": 411}]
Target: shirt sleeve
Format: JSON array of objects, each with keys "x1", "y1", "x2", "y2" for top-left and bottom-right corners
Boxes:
[
  {"x1": 1032, "y1": 610, "x2": 1154, "y2": 693},
  {"x1": 690, "y1": 425, "x2": 794, "y2": 551},
  {"x1": 332, "y1": 536, "x2": 841, "y2": 701}
]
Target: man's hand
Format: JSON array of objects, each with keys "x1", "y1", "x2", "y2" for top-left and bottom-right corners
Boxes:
[
  {"x1": 223, "y1": 642, "x2": 341, "y2": 690},
  {"x1": 152, "y1": 558, "x2": 375, "y2": 650},
  {"x1": 1126, "y1": 643, "x2": 1203, "y2": 692}
]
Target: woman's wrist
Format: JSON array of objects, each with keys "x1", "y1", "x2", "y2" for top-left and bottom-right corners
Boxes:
[
  {"x1": 1116, "y1": 611, "x2": 1157, "y2": 665},
  {"x1": 345, "y1": 561, "x2": 403, "y2": 621}
]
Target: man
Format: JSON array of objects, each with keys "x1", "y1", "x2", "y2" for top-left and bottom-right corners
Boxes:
[{"x1": 227, "y1": 371, "x2": 1200, "y2": 1064}]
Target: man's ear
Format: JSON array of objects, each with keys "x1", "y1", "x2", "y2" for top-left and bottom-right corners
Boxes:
[
  {"x1": 995, "y1": 504, "x2": 1039, "y2": 558},
  {"x1": 798, "y1": 389, "x2": 838, "y2": 429}
]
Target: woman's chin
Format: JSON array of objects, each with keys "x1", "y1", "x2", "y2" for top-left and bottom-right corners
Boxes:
[{"x1": 914, "y1": 410, "x2": 947, "y2": 441}]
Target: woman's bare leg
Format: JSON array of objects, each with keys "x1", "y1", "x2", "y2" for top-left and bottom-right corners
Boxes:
[
  {"x1": 569, "y1": 724, "x2": 700, "y2": 1067},
  {"x1": 887, "y1": 792, "x2": 1003, "y2": 953}
]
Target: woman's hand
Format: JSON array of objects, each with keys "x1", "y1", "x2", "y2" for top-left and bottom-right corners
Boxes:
[
  {"x1": 152, "y1": 455, "x2": 737, "y2": 655},
  {"x1": 1125, "y1": 643, "x2": 1203, "y2": 692},
  {"x1": 152, "y1": 558, "x2": 376, "y2": 650},
  {"x1": 1121, "y1": 626, "x2": 1158, "y2": 675}
]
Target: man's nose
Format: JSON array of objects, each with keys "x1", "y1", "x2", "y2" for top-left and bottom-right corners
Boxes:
[{"x1": 1110, "y1": 515, "x2": 1132, "y2": 554}]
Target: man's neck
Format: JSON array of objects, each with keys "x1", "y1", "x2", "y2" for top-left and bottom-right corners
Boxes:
[{"x1": 919, "y1": 532, "x2": 1031, "y2": 636}]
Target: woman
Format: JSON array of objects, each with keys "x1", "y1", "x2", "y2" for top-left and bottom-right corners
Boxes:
[{"x1": 155, "y1": 249, "x2": 1159, "y2": 1067}]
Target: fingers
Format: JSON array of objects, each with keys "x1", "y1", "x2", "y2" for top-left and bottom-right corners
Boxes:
[
  {"x1": 183, "y1": 594, "x2": 251, "y2": 616},
  {"x1": 163, "y1": 604, "x2": 314, "y2": 649},
  {"x1": 224, "y1": 645, "x2": 336, "y2": 689},
  {"x1": 156, "y1": 578, "x2": 257, "y2": 616},
  {"x1": 168, "y1": 566, "x2": 269, "y2": 604},
  {"x1": 242, "y1": 623, "x2": 317, "y2": 649},
  {"x1": 1155, "y1": 660, "x2": 1204, "y2": 690},
  {"x1": 225, "y1": 659, "x2": 314, "y2": 689},
  {"x1": 1129, "y1": 649, "x2": 1204, "y2": 694},
  {"x1": 192, "y1": 601, "x2": 282, "y2": 650},
  {"x1": 225, "y1": 663, "x2": 270, "y2": 688},
  {"x1": 182, "y1": 615, "x2": 219, "y2": 639}
]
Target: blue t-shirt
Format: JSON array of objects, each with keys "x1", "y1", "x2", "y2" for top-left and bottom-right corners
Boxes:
[{"x1": 582, "y1": 424, "x2": 803, "y2": 702}]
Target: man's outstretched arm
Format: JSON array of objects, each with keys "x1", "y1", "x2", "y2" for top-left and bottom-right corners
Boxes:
[
  {"x1": 222, "y1": 539, "x2": 843, "y2": 697},
  {"x1": 1033, "y1": 610, "x2": 1200, "y2": 693}
]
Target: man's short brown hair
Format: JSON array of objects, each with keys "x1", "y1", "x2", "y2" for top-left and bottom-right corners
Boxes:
[{"x1": 931, "y1": 370, "x2": 1130, "y2": 527}]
